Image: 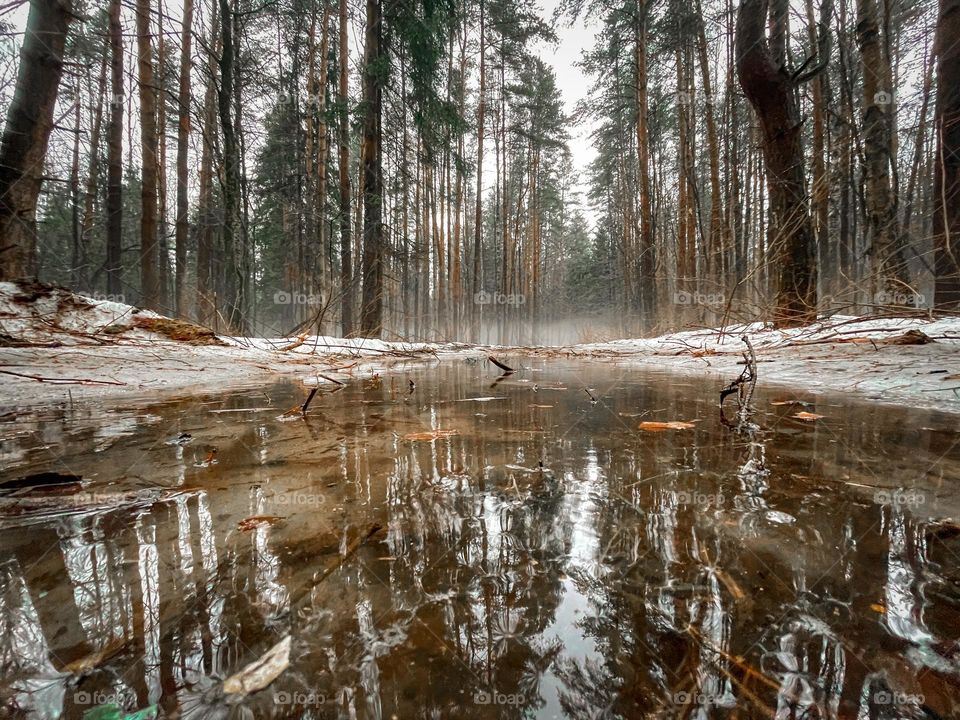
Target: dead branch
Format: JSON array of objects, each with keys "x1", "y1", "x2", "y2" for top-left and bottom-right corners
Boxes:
[{"x1": 488, "y1": 355, "x2": 515, "y2": 373}]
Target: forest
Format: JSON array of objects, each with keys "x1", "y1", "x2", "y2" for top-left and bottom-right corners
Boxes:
[{"x1": 0, "y1": 0, "x2": 958, "y2": 344}]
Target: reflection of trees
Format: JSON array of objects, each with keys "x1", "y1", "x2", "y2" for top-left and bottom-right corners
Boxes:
[{"x1": 2, "y1": 368, "x2": 960, "y2": 718}]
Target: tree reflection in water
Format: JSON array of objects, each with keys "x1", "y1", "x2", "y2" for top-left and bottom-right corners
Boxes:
[{"x1": 1, "y1": 361, "x2": 958, "y2": 718}]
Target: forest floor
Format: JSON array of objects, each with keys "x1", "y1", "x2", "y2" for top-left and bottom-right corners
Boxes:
[{"x1": 1, "y1": 281, "x2": 959, "y2": 413}]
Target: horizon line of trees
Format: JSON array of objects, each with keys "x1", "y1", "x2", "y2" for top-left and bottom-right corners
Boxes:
[{"x1": 0, "y1": 0, "x2": 957, "y2": 343}]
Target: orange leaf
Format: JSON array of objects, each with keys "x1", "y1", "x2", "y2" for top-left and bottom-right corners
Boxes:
[
  {"x1": 402, "y1": 429, "x2": 460, "y2": 442},
  {"x1": 791, "y1": 411, "x2": 824, "y2": 421},
  {"x1": 238, "y1": 515, "x2": 284, "y2": 532},
  {"x1": 639, "y1": 421, "x2": 697, "y2": 432}
]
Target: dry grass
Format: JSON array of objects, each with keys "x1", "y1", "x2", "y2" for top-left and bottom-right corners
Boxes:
[{"x1": 132, "y1": 316, "x2": 225, "y2": 345}]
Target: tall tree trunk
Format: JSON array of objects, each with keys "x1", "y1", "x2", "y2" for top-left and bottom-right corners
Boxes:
[
  {"x1": 695, "y1": 0, "x2": 724, "y2": 286},
  {"x1": 137, "y1": 0, "x2": 160, "y2": 309},
  {"x1": 80, "y1": 51, "x2": 108, "y2": 287},
  {"x1": 735, "y1": 0, "x2": 818, "y2": 326},
  {"x1": 315, "y1": 1, "x2": 332, "y2": 315},
  {"x1": 471, "y1": 0, "x2": 485, "y2": 341},
  {"x1": 218, "y1": 0, "x2": 244, "y2": 332},
  {"x1": 196, "y1": 0, "x2": 219, "y2": 324},
  {"x1": 635, "y1": 2, "x2": 655, "y2": 322},
  {"x1": 857, "y1": 0, "x2": 908, "y2": 298},
  {"x1": 174, "y1": 0, "x2": 194, "y2": 316},
  {"x1": 338, "y1": 0, "x2": 353, "y2": 335},
  {"x1": 934, "y1": 0, "x2": 960, "y2": 307},
  {"x1": 106, "y1": 0, "x2": 123, "y2": 295},
  {"x1": 0, "y1": 0, "x2": 73, "y2": 280},
  {"x1": 359, "y1": 0, "x2": 383, "y2": 336}
]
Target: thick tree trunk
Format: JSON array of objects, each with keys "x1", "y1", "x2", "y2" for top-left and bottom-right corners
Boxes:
[
  {"x1": 106, "y1": 0, "x2": 123, "y2": 296},
  {"x1": 359, "y1": 0, "x2": 383, "y2": 336},
  {"x1": 735, "y1": 0, "x2": 817, "y2": 326},
  {"x1": 934, "y1": 0, "x2": 960, "y2": 307},
  {"x1": 338, "y1": 0, "x2": 353, "y2": 335},
  {"x1": 137, "y1": 0, "x2": 160, "y2": 309},
  {"x1": 857, "y1": 0, "x2": 909, "y2": 298},
  {"x1": 174, "y1": 0, "x2": 194, "y2": 316},
  {"x1": 0, "y1": 0, "x2": 73, "y2": 280},
  {"x1": 196, "y1": 0, "x2": 219, "y2": 324}
]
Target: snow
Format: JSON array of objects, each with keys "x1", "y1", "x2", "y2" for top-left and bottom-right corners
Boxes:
[{"x1": 1, "y1": 282, "x2": 958, "y2": 413}]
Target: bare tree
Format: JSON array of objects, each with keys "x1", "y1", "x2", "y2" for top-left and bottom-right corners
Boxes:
[
  {"x1": 935, "y1": 0, "x2": 960, "y2": 308},
  {"x1": 735, "y1": 0, "x2": 824, "y2": 326},
  {"x1": 0, "y1": 0, "x2": 74, "y2": 280}
]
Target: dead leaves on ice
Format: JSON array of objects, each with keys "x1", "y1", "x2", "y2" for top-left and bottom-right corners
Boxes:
[{"x1": 223, "y1": 635, "x2": 291, "y2": 695}]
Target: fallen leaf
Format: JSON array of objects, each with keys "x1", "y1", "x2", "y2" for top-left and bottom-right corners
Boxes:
[
  {"x1": 770, "y1": 400, "x2": 805, "y2": 406},
  {"x1": 238, "y1": 515, "x2": 285, "y2": 532},
  {"x1": 791, "y1": 411, "x2": 824, "y2": 421},
  {"x1": 403, "y1": 429, "x2": 459, "y2": 441},
  {"x1": 870, "y1": 603, "x2": 887, "y2": 614},
  {"x1": 223, "y1": 635, "x2": 291, "y2": 695},
  {"x1": 62, "y1": 636, "x2": 127, "y2": 674},
  {"x1": 639, "y1": 421, "x2": 697, "y2": 432}
]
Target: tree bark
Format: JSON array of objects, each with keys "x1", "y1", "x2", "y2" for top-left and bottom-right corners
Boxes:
[
  {"x1": 735, "y1": 0, "x2": 817, "y2": 326},
  {"x1": 338, "y1": 0, "x2": 353, "y2": 335},
  {"x1": 857, "y1": 0, "x2": 908, "y2": 297},
  {"x1": 934, "y1": 0, "x2": 960, "y2": 307},
  {"x1": 106, "y1": 0, "x2": 123, "y2": 295},
  {"x1": 359, "y1": 0, "x2": 383, "y2": 336},
  {"x1": 137, "y1": 0, "x2": 160, "y2": 309},
  {"x1": 174, "y1": 0, "x2": 194, "y2": 316},
  {"x1": 0, "y1": 0, "x2": 73, "y2": 280},
  {"x1": 471, "y1": 0, "x2": 485, "y2": 342}
]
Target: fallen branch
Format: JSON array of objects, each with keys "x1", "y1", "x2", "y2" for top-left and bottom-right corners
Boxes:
[
  {"x1": 0, "y1": 368, "x2": 126, "y2": 386},
  {"x1": 488, "y1": 355, "x2": 515, "y2": 373}
]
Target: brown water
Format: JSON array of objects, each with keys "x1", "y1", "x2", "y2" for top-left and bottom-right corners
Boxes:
[{"x1": 1, "y1": 360, "x2": 959, "y2": 719}]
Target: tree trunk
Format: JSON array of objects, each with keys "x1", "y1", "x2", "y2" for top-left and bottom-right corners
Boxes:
[
  {"x1": 338, "y1": 0, "x2": 353, "y2": 335},
  {"x1": 0, "y1": 0, "x2": 73, "y2": 280},
  {"x1": 106, "y1": 0, "x2": 123, "y2": 295},
  {"x1": 857, "y1": 0, "x2": 908, "y2": 298},
  {"x1": 174, "y1": 0, "x2": 194, "y2": 316},
  {"x1": 471, "y1": 0, "x2": 485, "y2": 342},
  {"x1": 735, "y1": 0, "x2": 817, "y2": 326},
  {"x1": 359, "y1": 0, "x2": 383, "y2": 336},
  {"x1": 137, "y1": 0, "x2": 160, "y2": 309},
  {"x1": 218, "y1": 0, "x2": 244, "y2": 332},
  {"x1": 80, "y1": 51, "x2": 108, "y2": 287},
  {"x1": 934, "y1": 0, "x2": 960, "y2": 307}
]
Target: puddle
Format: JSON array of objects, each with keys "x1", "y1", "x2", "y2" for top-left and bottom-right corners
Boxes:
[{"x1": 1, "y1": 360, "x2": 959, "y2": 718}]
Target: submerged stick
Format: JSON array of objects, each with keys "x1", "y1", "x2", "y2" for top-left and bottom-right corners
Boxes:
[
  {"x1": 488, "y1": 355, "x2": 515, "y2": 374},
  {"x1": 300, "y1": 387, "x2": 319, "y2": 414}
]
